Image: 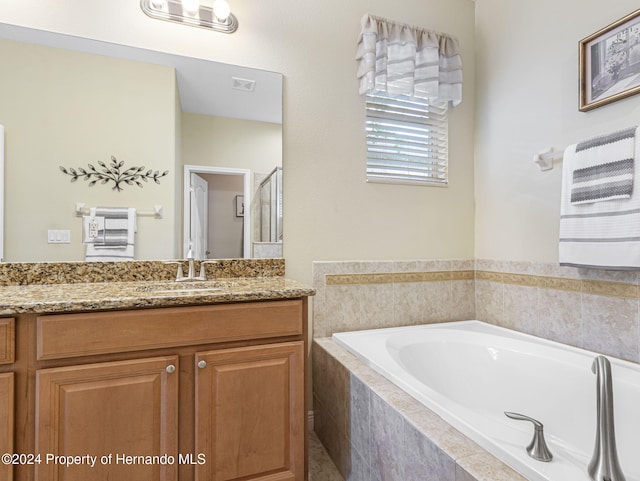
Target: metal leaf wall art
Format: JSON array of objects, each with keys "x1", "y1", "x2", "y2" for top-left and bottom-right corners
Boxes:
[{"x1": 60, "y1": 155, "x2": 169, "y2": 192}]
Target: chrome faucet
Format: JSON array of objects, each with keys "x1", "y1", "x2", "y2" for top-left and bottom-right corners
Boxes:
[
  {"x1": 588, "y1": 355, "x2": 626, "y2": 481},
  {"x1": 163, "y1": 248, "x2": 217, "y2": 282},
  {"x1": 184, "y1": 247, "x2": 198, "y2": 280}
]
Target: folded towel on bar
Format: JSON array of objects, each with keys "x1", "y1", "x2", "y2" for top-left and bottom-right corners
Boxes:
[
  {"x1": 559, "y1": 127, "x2": 640, "y2": 269},
  {"x1": 570, "y1": 126, "x2": 637, "y2": 205},
  {"x1": 92, "y1": 207, "x2": 131, "y2": 247},
  {"x1": 85, "y1": 207, "x2": 137, "y2": 261}
]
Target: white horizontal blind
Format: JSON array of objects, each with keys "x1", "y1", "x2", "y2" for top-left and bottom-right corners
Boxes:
[{"x1": 365, "y1": 93, "x2": 448, "y2": 185}]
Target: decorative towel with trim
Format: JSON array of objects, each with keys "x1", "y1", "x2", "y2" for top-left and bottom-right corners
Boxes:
[
  {"x1": 559, "y1": 126, "x2": 640, "y2": 269},
  {"x1": 570, "y1": 126, "x2": 636, "y2": 205},
  {"x1": 85, "y1": 207, "x2": 136, "y2": 261}
]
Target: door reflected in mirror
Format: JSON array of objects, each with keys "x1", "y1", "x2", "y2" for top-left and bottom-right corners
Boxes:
[
  {"x1": 0, "y1": 23, "x2": 283, "y2": 262},
  {"x1": 185, "y1": 166, "x2": 253, "y2": 260},
  {"x1": 255, "y1": 167, "x2": 283, "y2": 258}
]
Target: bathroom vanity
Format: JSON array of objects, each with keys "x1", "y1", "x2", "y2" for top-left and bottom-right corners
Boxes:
[{"x1": 0, "y1": 268, "x2": 314, "y2": 481}]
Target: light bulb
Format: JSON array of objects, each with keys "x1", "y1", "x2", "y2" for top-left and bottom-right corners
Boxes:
[
  {"x1": 213, "y1": 0, "x2": 231, "y2": 20},
  {"x1": 181, "y1": 0, "x2": 200, "y2": 15}
]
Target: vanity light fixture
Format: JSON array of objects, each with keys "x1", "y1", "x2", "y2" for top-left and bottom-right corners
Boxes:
[
  {"x1": 140, "y1": 0, "x2": 238, "y2": 34},
  {"x1": 181, "y1": 0, "x2": 200, "y2": 15}
]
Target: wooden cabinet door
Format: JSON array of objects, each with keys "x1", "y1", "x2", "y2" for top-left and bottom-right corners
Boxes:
[
  {"x1": 35, "y1": 356, "x2": 179, "y2": 481},
  {"x1": 195, "y1": 341, "x2": 304, "y2": 481},
  {"x1": 0, "y1": 372, "x2": 14, "y2": 481}
]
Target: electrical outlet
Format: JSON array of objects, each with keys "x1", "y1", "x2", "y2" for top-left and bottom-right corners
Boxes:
[{"x1": 48, "y1": 229, "x2": 71, "y2": 244}]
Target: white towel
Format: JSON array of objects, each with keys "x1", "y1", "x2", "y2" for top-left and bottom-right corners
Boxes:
[
  {"x1": 559, "y1": 129, "x2": 640, "y2": 269},
  {"x1": 85, "y1": 207, "x2": 137, "y2": 261},
  {"x1": 570, "y1": 126, "x2": 636, "y2": 205}
]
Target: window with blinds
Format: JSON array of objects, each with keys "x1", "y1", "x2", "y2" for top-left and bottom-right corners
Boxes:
[{"x1": 365, "y1": 93, "x2": 448, "y2": 186}]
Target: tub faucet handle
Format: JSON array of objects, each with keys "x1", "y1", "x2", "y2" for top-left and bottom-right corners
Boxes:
[{"x1": 505, "y1": 411, "x2": 553, "y2": 462}]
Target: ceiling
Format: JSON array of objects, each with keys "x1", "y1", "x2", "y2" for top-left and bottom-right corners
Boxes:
[{"x1": 0, "y1": 22, "x2": 282, "y2": 124}]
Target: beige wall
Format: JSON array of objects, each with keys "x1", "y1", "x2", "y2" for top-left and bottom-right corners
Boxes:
[
  {"x1": 181, "y1": 113, "x2": 281, "y2": 173},
  {"x1": 0, "y1": 0, "x2": 476, "y2": 285},
  {"x1": 173, "y1": 82, "x2": 183, "y2": 259},
  {"x1": 474, "y1": 0, "x2": 640, "y2": 263},
  {"x1": 0, "y1": 38, "x2": 178, "y2": 261}
]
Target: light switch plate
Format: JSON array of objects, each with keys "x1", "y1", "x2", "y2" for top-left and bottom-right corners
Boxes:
[{"x1": 48, "y1": 229, "x2": 71, "y2": 244}]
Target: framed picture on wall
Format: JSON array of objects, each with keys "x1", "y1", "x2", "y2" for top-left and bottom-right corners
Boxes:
[
  {"x1": 235, "y1": 195, "x2": 244, "y2": 217},
  {"x1": 580, "y1": 8, "x2": 640, "y2": 111}
]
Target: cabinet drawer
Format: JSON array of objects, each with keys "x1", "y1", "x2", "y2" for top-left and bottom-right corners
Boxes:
[
  {"x1": 0, "y1": 318, "x2": 15, "y2": 365},
  {"x1": 37, "y1": 300, "x2": 303, "y2": 360}
]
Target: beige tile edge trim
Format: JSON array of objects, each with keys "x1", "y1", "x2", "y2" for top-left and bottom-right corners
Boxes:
[
  {"x1": 326, "y1": 270, "x2": 639, "y2": 299},
  {"x1": 476, "y1": 270, "x2": 639, "y2": 299},
  {"x1": 325, "y1": 270, "x2": 474, "y2": 286}
]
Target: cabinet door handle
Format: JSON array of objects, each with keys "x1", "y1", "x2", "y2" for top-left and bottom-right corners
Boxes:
[
  {"x1": 197, "y1": 360, "x2": 207, "y2": 369},
  {"x1": 166, "y1": 364, "x2": 176, "y2": 374}
]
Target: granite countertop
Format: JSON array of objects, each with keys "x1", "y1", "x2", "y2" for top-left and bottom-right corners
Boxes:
[{"x1": 0, "y1": 277, "x2": 316, "y2": 315}]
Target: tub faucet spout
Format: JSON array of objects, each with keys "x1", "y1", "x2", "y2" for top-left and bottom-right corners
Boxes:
[{"x1": 588, "y1": 355, "x2": 626, "y2": 481}]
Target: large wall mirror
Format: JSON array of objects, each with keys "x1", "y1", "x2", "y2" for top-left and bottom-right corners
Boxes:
[{"x1": 0, "y1": 23, "x2": 283, "y2": 262}]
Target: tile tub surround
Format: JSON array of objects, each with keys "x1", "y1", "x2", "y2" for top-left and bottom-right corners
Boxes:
[
  {"x1": 312, "y1": 337, "x2": 527, "y2": 481},
  {"x1": 312, "y1": 259, "x2": 640, "y2": 481},
  {"x1": 0, "y1": 258, "x2": 284, "y2": 285},
  {"x1": 474, "y1": 259, "x2": 640, "y2": 364},
  {"x1": 312, "y1": 259, "x2": 640, "y2": 364},
  {"x1": 312, "y1": 260, "x2": 476, "y2": 338}
]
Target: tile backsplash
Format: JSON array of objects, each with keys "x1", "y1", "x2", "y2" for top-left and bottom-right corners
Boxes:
[
  {"x1": 312, "y1": 259, "x2": 640, "y2": 364},
  {"x1": 0, "y1": 258, "x2": 284, "y2": 286}
]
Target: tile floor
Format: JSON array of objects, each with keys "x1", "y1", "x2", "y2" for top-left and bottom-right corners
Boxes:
[{"x1": 309, "y1": 431, "x2": 343, "y2": 481}]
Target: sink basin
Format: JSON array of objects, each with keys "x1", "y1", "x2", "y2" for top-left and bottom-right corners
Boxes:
[
  {"x1": 134, "y1": 281, "x2": 226, "y2": 294},
  {"x1": 152, "y1": 287, "x2": 222, "y2": 294}
]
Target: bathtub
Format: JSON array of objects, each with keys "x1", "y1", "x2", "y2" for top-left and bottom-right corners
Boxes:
[{"x1": 332, "y1": 320, "x2": 640, "y2": 481}]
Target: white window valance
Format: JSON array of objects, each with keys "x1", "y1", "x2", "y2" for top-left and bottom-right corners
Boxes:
[{"x1": 356, "y1": 14, "x2": 463, "y2": 107}]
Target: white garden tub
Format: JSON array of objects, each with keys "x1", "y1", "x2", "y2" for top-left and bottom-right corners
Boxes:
[{"x1": 332, "y1": 320, "x2": 640, "y2": 481}]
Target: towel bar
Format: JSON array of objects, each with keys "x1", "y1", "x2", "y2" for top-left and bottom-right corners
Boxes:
[
  {"x1": 75, "y1": 203, "x2": 163, "y2": 219},
  {"x1": 534, "y1": 147, "x2": 565, "y2": 171}
]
